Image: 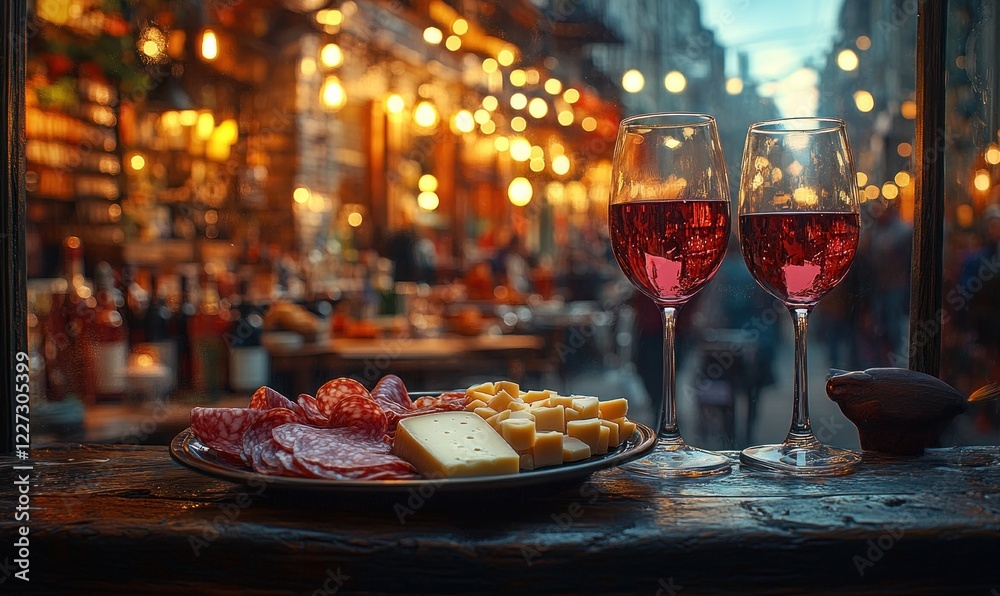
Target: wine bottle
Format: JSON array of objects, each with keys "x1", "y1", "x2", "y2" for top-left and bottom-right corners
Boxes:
[
  {"x1": 189, "y1": 269, "x2": 229, "y2": 395},
  {"x1": 227, "y1": 278, "x2": 269, "y2": 392},
  {"x1": 143, "y1": 270, "x2": 177, "y2": 392},
  {"x1": 83, "y1": 261, "x2": 129, "y2": 401},
  {"x1": 44, "y1": 236, "x2": 88, "y2": 401}
]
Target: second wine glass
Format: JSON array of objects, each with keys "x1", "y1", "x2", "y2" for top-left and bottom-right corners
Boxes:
[{"x1": 609, "y1": 113, "x2": 732, "y2": 478}]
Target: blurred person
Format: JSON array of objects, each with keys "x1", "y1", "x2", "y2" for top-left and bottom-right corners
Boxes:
[{"x1": 492, "y1": 234, "x2": 531, "y2": 295}]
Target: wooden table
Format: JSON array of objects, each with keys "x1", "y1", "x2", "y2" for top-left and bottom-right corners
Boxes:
[
  {"x1": 2, "y1": 445, "x2": 999, "y2": 593},
  {"x1": 267, "y1": 335, "x2": 548, "y2": 394}
]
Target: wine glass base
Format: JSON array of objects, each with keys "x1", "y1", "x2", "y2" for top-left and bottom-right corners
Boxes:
[
  {"x1": 740, "y1": 441, "x2": 860, "y2": 476},
  {"x1": 623, "y1": 438, "x2": 732, "y2": 478}
]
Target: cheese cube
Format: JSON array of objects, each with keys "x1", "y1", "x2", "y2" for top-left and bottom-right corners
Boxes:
[
  {"x1": 393, "y1": 412, "x2": 520, "y2": 478},
  {"x1": 598, "y1": 398, "x2": 628, "y2": 420},
  {"x1": 495, "y1": 380, "x2": 519, "y2": 397},
  {"x1": 495, "y1": 410, "x2": 512, "y2": 424},
  {"x1": 565, "y1": 407, "x2": 583, "y2": 423},
  {"x1": 519, "y1": 453, "x2": 535, "y2": 471},
  {"x1": 465, "y1": 399, "x2": 488, "y2": 412},
  {"x1": 613, "y1": 417, "x2": 636, "y2": 442},
  {"x1": 467, "y1": 382, "x2": 496, "y2": 396},
  {"x1": 508, "y1": 401, "x2": 530, "y2": 412},
  {"x1": 529, "y1": 398, "x2": 552, "y2": 409},
  {"x1": 601, "y1": 419, "x2": 621, "y2": 447},
  {"x1": 500, "y1": 418, "x2": 536, "y2": 450},
  {"x1": 522, "y1": 390, "x2": 554, "y2": 404},
  {"x1": 474, "y1": 406, "x2": 498, "y2": 420},
  {"x1": 562, "y1": 436, "x2": 592, "y2": 462},
  {"x1": 571, "y1": 396, "x2": 600, "y2": 419},
  {"x1": 550, "y1": 395, "x2": 575, "y2": 408},
  {"x1": 467, "y1": 390, "x2": 494, "y2": 406},
  {"x1": 566, "y1": 418, "x2": 602, "y2": 453},
  {"x1": 531, "y1": 431, "x2": 564, "y2": 469},
  {"x1": 509, "y1": 410, "x2": 535, "y2": 421},
  {"x1": 485, "y1": 413, "x2": 500, "y2": 432},
  {"x1": 533, "y1": 405, "x2": 565, "y2": 433},
  {"x1": 488, "y1": 390, "x2": 517, "y2": 412},
  {"x1": 596, "y1": 425, "x2": 610, "y2": 455}
]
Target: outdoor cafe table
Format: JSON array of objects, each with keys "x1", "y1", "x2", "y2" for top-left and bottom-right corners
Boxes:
[{"x1": 2, "y1": 445, "x2": 998, "y2": 592}]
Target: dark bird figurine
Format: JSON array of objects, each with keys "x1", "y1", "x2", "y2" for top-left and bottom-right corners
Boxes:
[{"x1": 826, "y1": 368, "x2": 1000, "y2": 455}]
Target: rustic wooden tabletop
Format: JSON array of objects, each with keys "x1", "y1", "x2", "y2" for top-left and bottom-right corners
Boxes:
[{"x1": 2, "y1": 445, "x2": 999, "y2": 593}]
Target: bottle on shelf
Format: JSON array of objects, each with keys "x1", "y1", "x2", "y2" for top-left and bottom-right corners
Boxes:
[
  {"x1": 188, "y1": 267, "x2": 229, "y2": 396},
  {"x1": 143, "y1": 269, "x2": 177, "y2": 392},
  {"x1": 174, "y1": 272, "x2": 197, "y2": 390},
  {"x1": 227, "y1": 277, "x2": 269, "y2": 393},
  {"x1": 83, "y1": 261, "x2": 129, "y2": 402},
  {"x1": 44, "y1": 236, "x2": 89, "y2": 401}
]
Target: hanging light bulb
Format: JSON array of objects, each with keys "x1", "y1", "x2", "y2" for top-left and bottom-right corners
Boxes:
[
  {"x1": 451, "y1": 110, "x2": 475, "y2": 134},
  {"x1": 201, "y1": 30, "x2": 219, "y2": 61},
  {"x1": 413, "y1": 101, "x2": 439, "y2": 128},
  {"x1": 321, "y1": 75, "x2": 347, "y2": 110},
  {"x1": 508, "y1": 177, "x2": 533, "y2": 206}
]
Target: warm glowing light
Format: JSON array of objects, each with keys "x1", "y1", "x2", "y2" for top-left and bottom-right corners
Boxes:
[
  {"x1": 957, "y1": 204, "x2": 974, "y2": 227},
  {"x1": 974, "y1": 169, "x2": 991, "y2": 191},
  {"x1": 664, "y1": 137, "x2": 681, "y2": 149},
  {"x1": 196, "y1": 112, "x2": 215, "y2": 140},
  {"x1": 837, "y1": 49, "x2": 859, "y2": 71},
  {"x1": 552, "y1": 154, "x2": 570, "y2": 176},
  {"x1": 201, "y1": 30, "x2": 218, "y2": 60},
  {"x1": 510, "y1": 69, "x2": 527, "y2": 87},
  {"x1": 137, "y1": 353, "x2": 154, "y2": 367},
  {"x1": 525, "y1": 69, "x2": 540, "y2": 85},
  {"x1": 508, "y1": 177, "x2": 533, "y2": 206},
  {"x1": 417, "y1": 191, "x2": 440, "y2": 211},
  {"x1": 474, "y1": 109, "x2": 490, "y2": 124},
  {"x1": 347, "y1": 212, "x2": 363, "y2": 227},
  {"x1": 385, "y1": 94, "x2": 405, "y2": 114},
  {"x1": 544, "y1": 78, "x2": 562, "y2": 95},
  {"x1": 321, "y1": 76, "x2": 347, "y2": 110},
  {"x1": 621, "y1": 69, "x2": 645, "y2": 93},
  {"x1": 482, "y1": 58, "x2": 498, "y2": 73},
  {"x1": 418, "y1": 174, "x2": 438, "y2": 193},
  {"x1": 161, "y1": 111, "x2": 180, "y2": 129},
  {"x1": 452, "y1": 110, "x2": 475, "y2": 133},
  {"x1": 854, "y1": 90, "x2": 874, "y2": 112},
  {"x1": 293, "y1": 187, "x2": 310, "y2": 203},
  {"x1": 142, "y1": 40, "x2": 161, "y2": 59},
  {"x1": 316, "y1": 9, "x2": 343, "y2": 26},
  {"x1": 528, "y1": 97, "x2": 548, "y2": 119},
  {"x1": 901, "y1": 100, "x2": 917, "y2": 119},
  {"x1": 882, "y1": 182, "x2": 899, "y2": 199},
  {"x1": 864, "y1": 184, "x2": 880, "y2": 200},
  {"x1": 445, "y1": 35, "x2": 461, "y2": 51},
  {"x1": 300, "y1": 57, "x2": 317, "y2": 76},
  {"x1": 497, "y1": 48, "x2": 515, "y2": 67},
  {"x1": 423, "y1": 27, "x2": 443, "y2": 45},
  {"x1": 510, "y1": 93, "x2": 528, "y2": 110},
  {"x1": 179, "y1": 110, "x2": 198, "y2": 126},
  {"x1": 130, "y1": 154, "x2": 145, "y2": 170},
  {"x1": 856, "y1": 172, "x2": 869, "y2": 187},
  {"x1": 793, "y1": 186, "x2": 819, "y2": 206},
  {"x1": 480, "y1": 120, "x2": 496, "y2": 134},
  {"x1": 557, "y1": 110, "x2": 574, "y2": 126},
  {"x1": 725, "y1": 77, "x2": 743, "y2": 94},
  {"x1": 856, "y1": 35, "x2": 871, "y2": 50},
  {"x1": 494, "y1": 136, "x2": 510, "y2": 152},
  {"x1": 581, "y1": 116, "x2": 597, "y2": 132},
  {"x1": 985, "y1": 145, "x2": 1000, "y2": 164},
  {"x1": 511, "y1": 116, "x2": 526, "y2": 132},
  {"x1": 413, "y1": 101, "x2": 439, "y2": 128},
  {"x1": 563, "y1": 88, "x2": 580, "y2": 103},
  {"x1": 530, "y1": 158, "x2": 545, "y2": 173},
  {"x1": 66, "y1": 236, "x2": 81, "y2": 249},
  {"x1": 320, "y1": 43, "x2": 343, "y2": 68},
  {"x1": 530, "y1": 145, "x2": 544, "y2": 160},
  {"x1": 452, "y1": 18, "x2": 468, "y2": 35},
  {"x1": 894, "y1": 171, "x2": 911, "y2": 187},
  {"x1": 898, "y1": 142, "x2": 913, "y2": 157},
  {"x1": 482, "y1": 96, "x2": 498, "y2": 111},
  {"x1": 509, "y1": 137, "x2": 532, "y2": 161},
  {"x1": 664, "y1": 71, "x2": 686, "y2": 93}
]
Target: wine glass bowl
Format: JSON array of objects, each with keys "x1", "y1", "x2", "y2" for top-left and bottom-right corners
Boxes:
[
  {"x1": 737, "y1": 117, "x2": 862, "y2": 475},
  {"x1": 609, "y1": 113, "x2": 733, "y2": 478}
]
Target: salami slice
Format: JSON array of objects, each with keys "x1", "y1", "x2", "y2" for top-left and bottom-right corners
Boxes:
[
  {"x1": 327, "y1": 395, "x2": 388, "y2": 438},
  {"x1": 272, "y1": 422, "x2": 329, "y2": 451},
  {"x1": 296, "y1": 393, "x2": 328, "y2": 426},
  {"x1": 249, "y1": 386, "x2": 305, "y2": 419},
  {"x1": 372, "y1": 374, "x2": 412, "y2": 411},
  {"x1": 292, "y1": 427, "x2": 416, "y2": 477},
  {"x1": 315, "y1": 378, "x2": 370, "y2": 418},
  {"x1": 241, "y1": 407, "x2": 299, "y2": 466},
  {"x1": 410, "y1": 394, "x2": 466, "y2": 410},
  {"x1": 190, "y1": 407, "x2": 260, "y2": 457}
]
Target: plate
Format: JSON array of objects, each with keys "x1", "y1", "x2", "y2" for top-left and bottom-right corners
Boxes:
[{"x1": 169, "y1": 417, "x2": 655, "y2": 493}]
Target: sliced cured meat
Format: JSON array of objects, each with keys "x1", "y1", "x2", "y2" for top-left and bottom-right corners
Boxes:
[
  {"x1": 296, "y1": 393, "x2": 328, "y2": 426},
  {"x1": 241, "y1": 407, "x2": 300, "y2": 466},
  {"x1": 327, "y1": 395, "x2": 388, "y2": 438},
  {"x1": 249, "y1": 386, "x2": 305, "y2": 418},
  {"x1": 315, "y1": 378, "x2": 370, "y2": 418},
  {"x1": 272, "y1": 422, "x2": 329, "y2": 451},
  {"x1": 410, "y1": 394, "x2": 466, "y2": 410},
  {"x1": 190, "y1": 407, "x2": 261, "y2": 457},
  {"x1": 293, "y1": 427, "x2": 416, "y2": 477},
  {"x1": 372, "y1": 374, "x2": 412, "y2": 411}
]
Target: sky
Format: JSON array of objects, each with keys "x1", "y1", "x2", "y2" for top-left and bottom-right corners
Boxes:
[{"x1": 697, "y1": 0, "x2": 845, "y2": 115}]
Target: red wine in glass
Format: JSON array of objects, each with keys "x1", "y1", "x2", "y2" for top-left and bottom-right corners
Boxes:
[
  {"x1": 739, "y1": 212, "x2": 859, "y2": 305},
  {"x1": 610, "y1": 199, "x2": 730, "y2": 305}
]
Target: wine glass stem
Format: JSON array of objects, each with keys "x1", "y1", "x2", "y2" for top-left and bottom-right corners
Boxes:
[
  {"x1": 659, "y1": 306, "x2": 681, "y2": 442},
  {"x1": 788, "y1": 307, "x2": 814, "y2": 442}
]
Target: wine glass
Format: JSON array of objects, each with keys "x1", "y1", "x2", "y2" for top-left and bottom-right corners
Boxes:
[
  {"x1": 737, "y1": 117, "x2": 862, "y2": 475},
  {"x1": 609, "y1": 113, "x2": 732, "y2": 477}
]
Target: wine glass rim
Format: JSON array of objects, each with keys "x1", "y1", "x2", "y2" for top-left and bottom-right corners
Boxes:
[
  {"x1": 620, "y1": 112, "x2": 716, "y2": 129},
  {"x1": 749, "y1": 117, "x2": 846, "y2": 134}
]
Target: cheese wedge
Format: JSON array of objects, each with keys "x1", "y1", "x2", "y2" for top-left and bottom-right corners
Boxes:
[
  {"x1": 465, "y1": 399, "x2": 488, "y2": 412},
  {"x1": 393, "y1": 412, "x2": 520, "y2": 478},
  {"x1": 598, "y1": 398, "x2": 628, "y2": 420}
]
